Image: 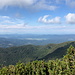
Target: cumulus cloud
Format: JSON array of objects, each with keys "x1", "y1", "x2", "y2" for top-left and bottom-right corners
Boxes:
[
  {"x1": 38, "y1": 15, "x2": 61, "y2": 24},
  {"x1": 65, "y1": 13, "x2": 75, "y2": 24},
  {"x1": 0, "y1": 0, "x2": 57, "y2": 10}
]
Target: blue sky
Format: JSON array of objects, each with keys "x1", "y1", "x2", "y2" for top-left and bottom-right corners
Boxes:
[{"x1": 0, "y1": 0, "x2": 75, "y2": 34}]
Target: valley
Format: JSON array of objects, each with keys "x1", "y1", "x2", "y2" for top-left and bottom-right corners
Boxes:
[
  {"x1": 0, "y1": 34, "x2": 75, "y2": 48},
  {"x1": 0, "y1": 40, "x2": 75, "y2": 65}
]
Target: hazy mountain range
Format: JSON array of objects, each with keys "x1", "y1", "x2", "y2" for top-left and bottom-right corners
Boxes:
[{"x1": 0, "y1": 34, "x2": 75, "y2": 48}]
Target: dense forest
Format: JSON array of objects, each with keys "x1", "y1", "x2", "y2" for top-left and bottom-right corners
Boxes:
[
  {"x1": 0, "y1": 45, "x2": 75, "y2": 75},
  {"x1": 0, "y1": 41, "x2": 75, "y2": 65}
]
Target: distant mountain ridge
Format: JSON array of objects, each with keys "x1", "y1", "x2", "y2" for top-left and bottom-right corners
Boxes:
[
  {"x1": 0, "y1": 41, "x2": 75, "y2": 65},
  {"x1": 0, "y1": 34, "x2": 75, "y2": 48}
]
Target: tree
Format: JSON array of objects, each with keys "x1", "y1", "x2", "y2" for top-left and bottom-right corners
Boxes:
[{"x1": 63, "y1": 45, "x2": 75, "y2": 74}]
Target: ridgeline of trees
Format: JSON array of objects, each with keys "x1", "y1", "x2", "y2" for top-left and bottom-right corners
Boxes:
[
  {"x1": 0, "y1": 41, "x2": 75, "y2": 65},
  {"x1": 0, "y1": 45, "x2": 75, "y2": 75}
]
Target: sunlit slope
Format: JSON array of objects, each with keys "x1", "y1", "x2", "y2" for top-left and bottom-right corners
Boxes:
[{"x1": 0, "y1": 41, "x2": 75, "y2": 65}]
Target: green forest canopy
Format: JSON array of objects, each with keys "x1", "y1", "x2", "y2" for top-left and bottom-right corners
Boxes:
[{"x1": 0, "y1": 45, "x2": 75, "y2": 75}]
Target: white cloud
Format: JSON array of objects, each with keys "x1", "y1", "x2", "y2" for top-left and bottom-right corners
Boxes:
[
  {"x1": 1, "y1": 24, "x2": 75, "y2": 34},
  {"x1": 0, "y1": 0, "x2": 36, "y2": 8},
  {"x1": 0, "y1": 16, "x2": 10, "y2": 19},
  {"x1": 0, "y1": 0, "x2": 75, "y2": 11},
  {"x1": 0, "y1": 23, "x2": 27, "y2": 29},
  {"x1": 32, "y1": 0, "x2": 57, "y2": 10},
  {"x1": 0, "y1": 16, "x2": 14, "y2": 24},
  {"x1": 38, "y1": 15, "x2": 61, "y2": 24},
  {"x1": 0, "y1": 0, "x2": 57, "y2": 10},
  {"x1": 65, "y1": 13, "x2": 75, "y2": 24},
  {"x1": 0, "y1": 15, "x2": 28, "y2": 29},
  {"x1": 0, "y1": 24, "x2": 66, "y2": 31}
]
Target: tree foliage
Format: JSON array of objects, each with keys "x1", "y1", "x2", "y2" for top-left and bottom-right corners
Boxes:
[{"x1": 0, "y1": 45, "x2": 75, "y2": 75}]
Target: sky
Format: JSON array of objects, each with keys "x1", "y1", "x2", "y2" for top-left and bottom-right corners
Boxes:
[{"x1": 0, "y1": 0, "x2": 75, "y2": 34}]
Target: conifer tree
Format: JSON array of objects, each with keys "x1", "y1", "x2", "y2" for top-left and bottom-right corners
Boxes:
[{"x1": 63, "y1": 45, "x2": 75, "y2": 74}]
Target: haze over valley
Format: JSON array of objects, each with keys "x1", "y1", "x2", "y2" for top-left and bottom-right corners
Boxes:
[{"x1": 0, "y1": 34, "x2": 75, "y2": 48}]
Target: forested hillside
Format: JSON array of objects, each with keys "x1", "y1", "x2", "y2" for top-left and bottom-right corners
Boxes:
[
  {"x1": 0, "y1": 45, "x2": 75, "y2": 75},
  {"x1": 0, "y1": 41, "x2": 75, "y2": 65}
]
